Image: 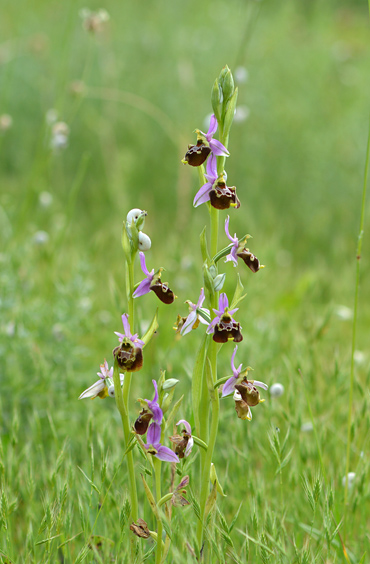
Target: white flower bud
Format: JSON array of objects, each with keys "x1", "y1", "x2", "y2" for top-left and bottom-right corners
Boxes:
[
  {"x1": 342, "y1": 472, "x2": 356, "y2": 488},
  {"x1": 269, "y1": 383, "x2": 284, "y2": 398},
  {"x1": 33, "y1": 230, "x2": 49, "y2": 245},
  {"x1": 127, "y1": 208, "x2": 144, "y2": 224},
  {"x1": 301, "y1": 422, "x2": 313, "y2": 432},
  {"x1": 138, "y1": 232, "x2": 151, "y2": 251},
  {"x1": 213, "y1": 273, "x2": 226, "y2": 292},
  {"x1": 0, "y1": 114, "x2": 13, "y2": 132},
  {"x1": 162, "y1": 378, "x2": 179, "y2": 391},
  {"x1": 39, "y1": 191, "x2": 53, "y2": 208}
]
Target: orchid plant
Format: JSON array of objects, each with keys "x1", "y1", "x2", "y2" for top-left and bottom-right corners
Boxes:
[{"x1": 78, "y1": 66, "x2": 267, "y2": 563}]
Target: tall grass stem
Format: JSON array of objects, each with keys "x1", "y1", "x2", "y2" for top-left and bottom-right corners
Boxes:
[{"x1": 344, "y1": 115, "x2": 370, "y2": 511}]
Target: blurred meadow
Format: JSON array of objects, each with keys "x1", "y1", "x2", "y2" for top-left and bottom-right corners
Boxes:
[{"x1": 1, "y1": 0, "x2": 370, "y2": 562}]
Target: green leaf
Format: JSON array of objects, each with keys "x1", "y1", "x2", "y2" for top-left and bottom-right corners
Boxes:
[
  {"x1": 210, "y1": 463, "x2": 227, "y2": 497},
  {"x1": 164, "y1": 394, "x2": 184, "y2": 432},
  {"x1": 192, "y1": 436, "x2": 208, "y2": 451},
  {"x1": 77, "y1": 467, "x2": 100, "y2": 494},
  {"x1": 204, "y1": 480, "x2": 217, "y2": 519},
  {"x1": 205, "y1": 357, "x2": 216, "y2": 401},
  {"x1": 200, "y1": 226, "x2": 211, "y2": 264},
  {"x1": 229, "y1": 502, "x2": 243, "y2": 532},
  {"x1": 223, "y1": 87, "x2": 238, "y2": 138},
  {"x1": 192, "y1": 334, "x2": 209, "y2": 436},
  {"x1": 141, "y1": 474, "x2": 159, "y2": 519},
  {"x1": 141, "y1": 308, "x2": 159, "y2": 346},
  {"x1": 230, "y1": 273, "x2": 247, "y2": 310},
  {"x1": 158, "y1": 508, "x2": 172, "y2": 540},
  {"x1": 211, "y1": 78, "x2": 222, "y2": 123},
  {"x1": 121, "y1": 222, "x2": 131, "y2": 262},
  {"x1": 203, "y1": 263, "x2": 215, "y2": 303},
  {"x1": 275, "y1": 447, "x2": 293, "y2": 475}
]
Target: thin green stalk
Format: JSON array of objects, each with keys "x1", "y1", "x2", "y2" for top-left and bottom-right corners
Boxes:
[
  {"x1": 113, "y1": 255, "x2": 138, "y2": 551},
  {"x1": 344, "y1": 115, "x2": 370, "y2": 511},
  {"x1": 196, "y1": 340, "x2": 219, "y2": 551},
  {"x1": 196, "y1": 212, "x2": 219, "y2": 551},
  {"x1": 154, "y1": 458, "x2": 163, "y2": 564}
]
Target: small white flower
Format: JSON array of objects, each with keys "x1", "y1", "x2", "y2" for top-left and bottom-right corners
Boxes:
[
  {"x1": 138, "y1": 232, "x2": 151, "y2": 251},
  {"x1": 0, "y1": 114, "x2": 13, "y2": 132},
  {"x1": 301, "y1": 422, "x2": 313, "y2": 432},
  {"x1": 39, "y1": 191, "x2": 53, "y2": 208},
  {"x1": 342, "y1": 472, "x2": 356, "y2": 489},
  {"x1": 234, "y1": 105, "x2": 250, "y2": 123},
  {"x1": 269, "y1": 383, "x2": 284, "y2": 398},
  {"x1": 33, "y1": 230, "x2": 49, "y2": 245},
  {"x1": 354, "y1": 350, "x2": 366, "y2": 365},
  {"x1": 234, "y1": 66, "x2": 249, "y2": 85},
  {"x1": 45, "y1": 108, "x2": 58, "y2": 125},
  {"x1": 335, "y1": 305, "x2": 353, "y2": 321},
  {"x1": 51, "y1": 122, "x2": 69, "y2": 151},
  {"x1": 80, "y1": 8, "x2": 110, "y2": 33}
]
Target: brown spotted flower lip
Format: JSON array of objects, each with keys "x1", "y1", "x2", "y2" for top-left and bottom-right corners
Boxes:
[
  {"x1": 237, "y1": 248, "x2": 261, "y2": 273},
  {"x1": 183, "y1": 141, "x2": 211, "y2": 167},
  {"x1": 112, "y1": 342, "x2": 143, "y2": 372},
  {"x1": 209, "y1": 181, "x2": 240, "y2": 210},
  {"x1": 133, "y1": 409, "x2": 153, "y2": 435},
  {"x1": 206, "y1": 293, "x2": 243, "y2": 343}
]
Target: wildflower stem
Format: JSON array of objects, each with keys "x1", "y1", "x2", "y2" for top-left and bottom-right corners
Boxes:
[
  {"x1": 344, "y1": 114, "x2": 370, "y2": 514},
  {"x1": 113, "y1": 256, "x2": 139, "y2": 547},
  {"x1": 154, "y1": 457, "x2": 163, "y2": 564},
  {"x1": 128, "y1": 259, "x2": 135, "y2": 322},
  {"x1": 112, "y1": 361, "x2": 138, "y2": 525},
  {"x1": 196, "y1": 342, "x2": 219, "y2": 551}
]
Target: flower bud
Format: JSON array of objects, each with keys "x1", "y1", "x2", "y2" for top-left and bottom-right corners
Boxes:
[
  {"x1": 213, "y1": 273, "x2": 226, "y2": 292},
  {"x1": 162, "y1": 378, "x2": 179, "y2": 391},
  {"x1": 127, "y1": 208, "x2": 147, "y2": 230},
  {"x1": 138, "y1": 232, "x2": 151, "y2": 251},
  {"x1": 220, "y1": 66, "x2": 235, "y2": 104},
  {"x1": 211, "y1": 78, "x2": 223, "y2": 123}
]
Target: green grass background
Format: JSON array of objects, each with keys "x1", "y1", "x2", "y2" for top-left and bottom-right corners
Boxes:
[{"x1": 1, "y1": 0, "x2": 369, "y2": 562}]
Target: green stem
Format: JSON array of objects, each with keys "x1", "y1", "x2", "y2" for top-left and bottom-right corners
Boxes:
[
  {"x1": 113, "y1": 255, "x2": 138, "y2": 557},
  {"x1": 344, "y1": 115, "x2": 370, "y2": 514},
  {"x1": 154, "y1": 458, "x2": 163, "y2": 564},
  {"x1": 196, "y1": 340, "x2": 219, "y2": 551},
  {"x1": 128, "y1": 260, "x2": 135, "y2": 322},
  {"x1": 112, "y1": 362, "x2": 138, "y2": 523}
]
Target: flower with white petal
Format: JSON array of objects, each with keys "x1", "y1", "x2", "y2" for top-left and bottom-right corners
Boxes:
[
  {"x1": 170, "y1": 420, "x2": 193, "y2": 458},
  {"x1": 179, "y1": 288, "x2": 210, "y2": 336},
  {"x1": 79, "y1": 360, "x2": 113, "y2": 400}
]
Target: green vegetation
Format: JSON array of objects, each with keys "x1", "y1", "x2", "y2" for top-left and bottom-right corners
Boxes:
[{"x1": 0, "y1": 0, "x2": 369, "y2": 562}]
